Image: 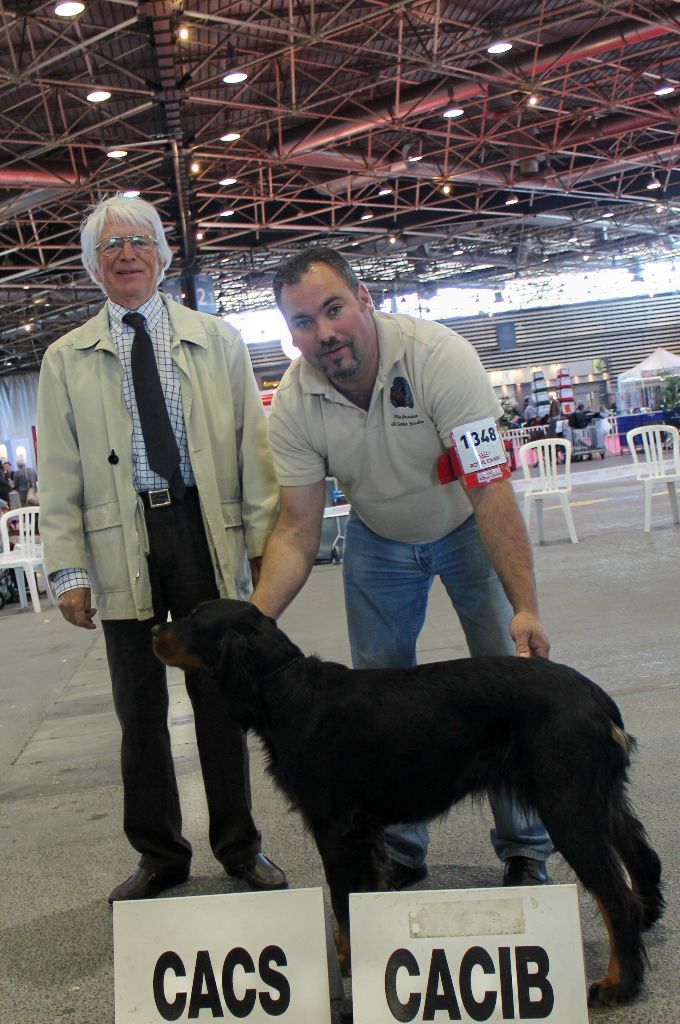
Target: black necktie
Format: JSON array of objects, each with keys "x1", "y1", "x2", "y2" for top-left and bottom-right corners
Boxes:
[{"x1": 123, "y1": 311, "x2": 185, "y2": 499}]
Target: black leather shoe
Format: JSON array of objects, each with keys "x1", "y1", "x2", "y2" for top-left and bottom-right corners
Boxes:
[
  {"x1": 502, "y1": 856, "x2": 549, "y2": 886},
  {"x1": 227, "y1": 852, "x2": 288, "y2": 891},
  {"x1": 108, "y1": 864, "x2": 190, "y2": 905},
  {"x1": 386, "y1": 858, "x2": 428, "y2": 891}
]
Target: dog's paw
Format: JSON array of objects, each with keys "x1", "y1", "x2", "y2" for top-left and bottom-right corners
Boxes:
[{"x1": 587, "y1": 976, "x2": 642, "y2": 1007}]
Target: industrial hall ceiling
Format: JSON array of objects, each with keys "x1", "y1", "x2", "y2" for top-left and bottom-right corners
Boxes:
[{"x1": 2, "y1": 1, "x2": 680, "y2": 375}]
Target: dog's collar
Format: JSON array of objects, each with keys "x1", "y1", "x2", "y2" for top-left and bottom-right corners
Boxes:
[{"x1": 259, "y1": 653, "x2": 305, "y2": 682}]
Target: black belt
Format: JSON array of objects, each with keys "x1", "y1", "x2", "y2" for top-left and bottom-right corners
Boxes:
[{"x1": 139, "y1": 485, "x2": 198, "y2": 509}]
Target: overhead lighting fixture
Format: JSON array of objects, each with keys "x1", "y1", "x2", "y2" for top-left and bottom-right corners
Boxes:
[
  {"x1": 220, "y1": 132, "x2": 241, "y2": 142},
  {"x1": 87, "y1": 90, "x2": 111, "y2": 103},
  {"x1": 601, "y1": 209, "x2": 614, "y2": 218},
  {"x1": 487, "y1": 38, "x2": 513, "y2": 55},
  {"x1": 505, "y1": 192, "x2": 519, "y2": 205},
  {"x1": 106, "y1": 149, "x2": 127, "y2": 159},
  {"x1": 55, "y1": 1, "x2": 85, "y2": 15},
  {"x1": 178, "y1": 26, "x2": 189, "y2": 40},
  {"x1": 407, "y1": 153, "x2": 423, "y2": 163},
  {"x1": 222, "y1": 70, "x2": 248, "y2": 85},
  {"x1": 646, "y1": 173, "x2": 662, "y2": 190},
  {"x1": 378, "y1": 186, "x2": 393, "y2": 196},
  {"x1": 122, "y1": 189, "x2": 140, "y2": 198},
  {"x1": 442, "y1": 106, "x2": 465, "y2": 119},
  {"x1": 360, "y1": 210, "x2": 374, "y2": 221},
  {"x1": 654, "y1": 83, "x2": 675, "y2": 97},
  {"x1": 389, "y1": 234, "x2": 397, "y2": 244},
  {"x1": 196, "y1": 231, "x2": 204, "y2": 240},
  {"x1": 190, "y1": 162, "x2": 200, "y2": 174},
  {"x1": 527, "y1": 94, "x2": 539, "y2": 106},
  {"x1": 219, "y1": 176, "x2": 237, "y2": 186},
  {"x1": 582, "y1": 253, "x2": 590, "y2": 261},
  {"x1": 441, "y1": 184, "x2": 452, "y2": 195},
  {"x1": 219, "y1": 209, "x2": 235, "y2": 217}
]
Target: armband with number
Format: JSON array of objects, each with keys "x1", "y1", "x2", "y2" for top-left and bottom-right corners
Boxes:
[{"x1": 436, "y1": 416, "x2": 511, "y2": 488}]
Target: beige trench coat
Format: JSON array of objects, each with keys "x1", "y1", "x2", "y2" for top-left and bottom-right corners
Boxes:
[{"x1": 37, "y1": 295, "x2": 278, "y2": 619}]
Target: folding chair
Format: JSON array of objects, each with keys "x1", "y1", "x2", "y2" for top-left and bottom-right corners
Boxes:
[
  {"x1": 626, "y1": 425, "x2": 680, "y2": 532},
  {"x1": 518, "y1": 438, "x2": 578, "y2": 544}
]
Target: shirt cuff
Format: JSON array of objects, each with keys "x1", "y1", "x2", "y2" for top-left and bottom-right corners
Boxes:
[{"x1": 51, "y1": 568, "x2": 90, "y2": 597}]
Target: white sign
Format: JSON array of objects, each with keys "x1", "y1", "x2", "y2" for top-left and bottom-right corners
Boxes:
[
  {"x1": 449, "y1": 417, "x2": 511, "y2": 487},
  {"x1": 113, "y1": 887, "x2": 331, "y2": 1023},
  {"x1": 350, "y1": 884, "x2": 588, "y2": 1023}
]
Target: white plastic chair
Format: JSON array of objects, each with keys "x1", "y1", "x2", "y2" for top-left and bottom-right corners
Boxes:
[
  {"x1": 626, "y1": 425, "x2": 680, "y2": 532},
  {"x1": 0, "y1": 507, "x2": 55, "y2": 613},
  {"x1": 518, "y1": 438, "x2": 578, "y2": 544}
]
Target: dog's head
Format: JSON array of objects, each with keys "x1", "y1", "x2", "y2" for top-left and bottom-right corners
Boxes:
[{"x1": 152, "y1": 598, "x2": 300, "y2": 677}]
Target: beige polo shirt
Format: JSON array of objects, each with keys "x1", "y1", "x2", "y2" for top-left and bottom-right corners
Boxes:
[{"x1": 268, "y1": 311, "x2": 502, "y2": 543}]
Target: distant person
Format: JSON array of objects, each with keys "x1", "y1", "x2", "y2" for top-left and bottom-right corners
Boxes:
[
  {"x1": 12, "y1": 455, "x2": 37, "y2": 506},
  {"x1": 568, "y1": 403, "x2": 589, "y2": 430},
  {"x1": 523, "y1": 397, "x2": 537, "y2": 424}
]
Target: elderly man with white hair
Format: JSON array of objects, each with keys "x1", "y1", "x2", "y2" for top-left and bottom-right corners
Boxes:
[{"x1": 37, "y1": 193, "x2": 286, "y2": 903}]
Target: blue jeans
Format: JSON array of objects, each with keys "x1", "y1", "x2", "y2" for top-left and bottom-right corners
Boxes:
[{"x1": 342, "y1": 512, "x2": 553, "y2": 869}]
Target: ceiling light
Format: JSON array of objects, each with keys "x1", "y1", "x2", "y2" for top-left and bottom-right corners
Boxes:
[
  {"x1": 360, "y1": 210, "x2": 374, "y2": 221},
  {"x1": 219, "y1": 176, "x2": 237, "y2": 186},
  {"x1": 87, "y1": 90, "x2": 111, "y2": 103},
  {"x1": 601, "y1": 209, "x2": 614, "y2": 218},
  {"x1": 106, "y1": 149, "x2": 127, "y2": 159},
  {"x1": 654, "y1": 83, "x2": 675, "y2": 97},
  {"x1": 196, "y1": 231, "x2": 204, "y2": 240},
  {"x1": 122, "y1": 189, "x2": 140, "y2": 198},
  {"x1": 505, "y1": 192, "x2": 519, "y2": 205},
  {"x1": 24, "y1": 324, "x2": 32, "y2": 332},
  {"x1": 190, "y1": 162, "x2": 200, "y2": 174},
  {"x1": 178, "y1": 26, "x2": 189, "y2": 40},
  {"x1": 378, "y1": 187, "x2": 393, "y2": 196},
  {"x1": 487, "y1": 38, "x2": 513, "y2": 55},
  {"x1": 441, "y1": 184, "x2": 452, "y2": 195},
  {"x1": 442, "y1": 106, "x2": 464, "y2": 119},
  {"x1": 222, "y1": 70, "x2": 248, "y2": 85},
  {"x1": 407, "y1": 153, "x2": 423, "y2": 163},
  {"x1": 55, "y1": 1, "x2": 84, "y2": 15},
  {"x1": 220, "y1": 132, "x2": 241, "y2": 142},
  {"x1": 647, "y1": 173, "x2": 662, "y2": 190},
  {"x1": 389, "y1": 234, "x2": 397, "y2": 244},
  {"x1": 219, "y1": 209, "x2": 235, "y2": 217},
  {"x1": 527, "y1": 94, "x2": 539, "y2": 106}
]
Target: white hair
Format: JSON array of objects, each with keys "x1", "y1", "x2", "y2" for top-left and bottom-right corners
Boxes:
[{"x1": 80, "y1": 193, "x2": 173, "y2": 288}]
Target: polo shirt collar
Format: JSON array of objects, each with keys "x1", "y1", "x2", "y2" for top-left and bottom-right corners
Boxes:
[{"x1": 297, "y1": 310, "x2": 406, "y2": 398}]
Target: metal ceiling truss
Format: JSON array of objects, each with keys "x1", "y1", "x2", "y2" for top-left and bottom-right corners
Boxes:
[{"x1": 2, "y1": 0, "x2": 680, "y2": 372}]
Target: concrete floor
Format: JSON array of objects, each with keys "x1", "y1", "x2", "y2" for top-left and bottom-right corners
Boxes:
[{"x1": 0, "y1": 458, "x2": 678, "y2": 1022}]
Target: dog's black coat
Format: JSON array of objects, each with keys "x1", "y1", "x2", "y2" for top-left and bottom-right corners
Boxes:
[{"x1": 153, "y1": 598, "x2": 663, "y2": 1007}]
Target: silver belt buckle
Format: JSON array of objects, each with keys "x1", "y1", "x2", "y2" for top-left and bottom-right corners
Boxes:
[{"x1": 148, "y1": 488, "x2": 171, "y2": 508}]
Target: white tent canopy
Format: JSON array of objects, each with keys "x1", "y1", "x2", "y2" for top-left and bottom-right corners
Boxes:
[
  {"x1": 617, "y1": 347, "x2": 680, "y2": 412},
  {"x1": 618, "y1": 347, "x2": 680, "y2": 383}
]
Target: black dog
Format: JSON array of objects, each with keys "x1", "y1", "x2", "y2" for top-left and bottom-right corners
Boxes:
[{"x1": 153, "y1": 599, "x2": 663, "y2": 1008}]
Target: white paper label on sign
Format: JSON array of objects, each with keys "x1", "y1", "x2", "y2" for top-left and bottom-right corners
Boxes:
[
  {"x1": 449, "y1": 417, "x2": 510, "y2": 488},
  {"x1": 113, "y1": 887, "x2": 331, "y2": 1023},
  {"x1": 350, "y1": 884, "x2": 588, "y2": 1024}
]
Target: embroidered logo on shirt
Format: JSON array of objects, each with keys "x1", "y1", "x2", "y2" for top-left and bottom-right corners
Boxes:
[{"x1": 390, "y1": 376, "x2": 414, "y2": 408}]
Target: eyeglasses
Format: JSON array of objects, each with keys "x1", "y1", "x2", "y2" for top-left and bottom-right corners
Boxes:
[{"x1": 95, "y1": 234, "x2": 158, "y2": 256}]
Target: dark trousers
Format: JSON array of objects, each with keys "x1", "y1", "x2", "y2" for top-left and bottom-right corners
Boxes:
[{"x1": 102, "y1": 490, "x2": 260, "y2": 873}]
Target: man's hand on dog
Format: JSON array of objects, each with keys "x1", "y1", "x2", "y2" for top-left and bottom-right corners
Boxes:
[
  {"x1": 510, "y1": 611, "x2": 550, "y2": 658},
  {"x1": 58, "y1": 586, "x2": 98, "y2": 629}
]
